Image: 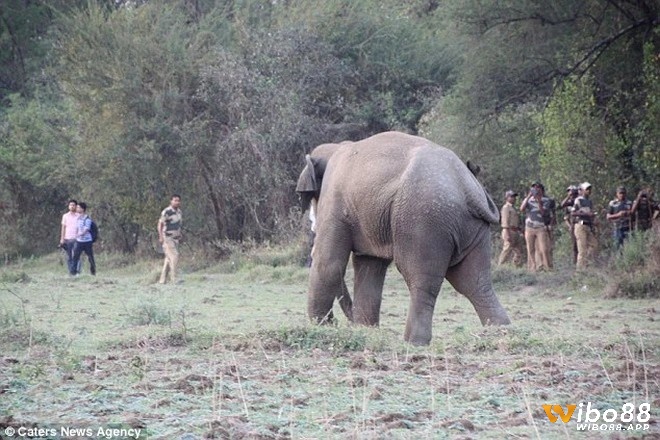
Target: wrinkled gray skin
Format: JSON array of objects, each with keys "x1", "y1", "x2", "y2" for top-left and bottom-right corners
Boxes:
[{"x1": 296, "y1": 131, "x2": 511, "y2": 346}]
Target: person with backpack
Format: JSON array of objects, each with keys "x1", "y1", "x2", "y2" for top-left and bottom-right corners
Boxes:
[{"x1": 71, "y1": 202, "x2": 96, "y2": 276}]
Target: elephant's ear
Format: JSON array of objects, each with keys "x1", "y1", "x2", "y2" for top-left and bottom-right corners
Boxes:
[{"x1": 296, "y1": 154, "x2": 319, "y2": 212}]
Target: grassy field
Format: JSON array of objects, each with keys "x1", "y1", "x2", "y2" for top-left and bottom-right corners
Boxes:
[{"x1": 0, "y1": 247, "x2": 658, "y2": 440}]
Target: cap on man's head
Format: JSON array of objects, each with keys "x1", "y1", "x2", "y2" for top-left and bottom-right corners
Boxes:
[
  {"x1": 579, "y1": 182, "x2": 592, "y2": 191},
  {"x1": 505, "y1": 190, "x2": 518, "y2": 198},
  {"x1": 616, "y1": 186, "x2": 626, "y2": 193}
]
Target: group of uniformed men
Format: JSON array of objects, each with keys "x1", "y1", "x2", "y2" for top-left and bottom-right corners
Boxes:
[{"x1": 498, "y1": 181, "x2": 658, "y2": 271}]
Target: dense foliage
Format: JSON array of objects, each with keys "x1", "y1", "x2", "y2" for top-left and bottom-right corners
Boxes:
[{"x1": 0, "y1": 0, "x2": 658, "y2": 258}]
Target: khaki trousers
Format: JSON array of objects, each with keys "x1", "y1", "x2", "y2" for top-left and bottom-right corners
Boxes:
[
  {"x1": 536, "y1": 228, "x2": 554, "y2": 269},
  {"x1": 160, "y1": 236, "x2": 179, "y2": 283},
  {"x1": 498, "y1": 229, "x2": 523, "y2": 267},
  {"x1": 525, "y1": 227, "x2": 551, "y2": 271},
  {"x1": 574, "y1": 224, "x2": 597, "y2": 270}
]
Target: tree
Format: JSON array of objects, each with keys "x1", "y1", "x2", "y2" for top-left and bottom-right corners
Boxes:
[
  {"x1": 182, "y1": 27, "x2": 359, "y2": 241},
  {"x1": 0, "y1": 0, "x2": 80, "y2": 258},
  {"x1": 271, "y1": 0, "x2": 456, "y2": 132},
  {"x1": 53, "y1": 2, "x2": 360, "y2": 249},
  {"x1": 53, "y1": 2, "x2": 211, "y2": 251},
  {"x1": 425, "y1": 0, "x2": 659, "y2": 200}
]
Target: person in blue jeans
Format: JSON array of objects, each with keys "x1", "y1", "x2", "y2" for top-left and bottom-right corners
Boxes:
[
  {"x1": 606, "y1": 186, "x2": 633, "y2": 249},
  {"x1": 71, "y1": 202, "x2": 96, "y2": 276}
]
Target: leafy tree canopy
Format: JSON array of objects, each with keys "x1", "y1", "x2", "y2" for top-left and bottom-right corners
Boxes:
[{"x1": 0, "y1": 0, "x2": 657, "y2": 258}]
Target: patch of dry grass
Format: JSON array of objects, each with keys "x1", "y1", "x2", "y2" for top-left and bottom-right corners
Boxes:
[{"x1": 0, "y1": 250, "x2": 658, "y2": 439}]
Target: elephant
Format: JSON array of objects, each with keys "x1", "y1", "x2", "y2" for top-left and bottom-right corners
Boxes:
[{"x1": 296, "y1": 131, "x2": 511, "y2": 346}]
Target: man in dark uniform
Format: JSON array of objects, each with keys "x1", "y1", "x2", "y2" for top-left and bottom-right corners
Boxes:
[
  {"x1": 539, "y1": 184, "x2": 557, "y2": 269},
  {"x1": 560, "y1": 186, "x2": 579, "y2": 264},
  {"x1": 606, "y1": 186, "x2": 633, "y2": 249},
  {"x1": 631, "y1": 189, "x2": 656, "y2": 231}
]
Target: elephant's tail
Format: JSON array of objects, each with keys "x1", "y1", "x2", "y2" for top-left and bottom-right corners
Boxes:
[{"x1": 468, "y1": 185, "x2": 500, "y2": 225}]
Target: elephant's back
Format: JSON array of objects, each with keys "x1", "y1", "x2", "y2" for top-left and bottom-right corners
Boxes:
[
  {"x1": 326, "y1": 131, "x2": 497, "y2": 225},
  {"x1": 319, "y1": 131, "x2": 498, "y2": 260},
  {"x1": 411, "y1": 144, "x2": 499, "y2": 225},
  {"x1": 393, "y1": 146, "x2": 497, "y2": 265}
]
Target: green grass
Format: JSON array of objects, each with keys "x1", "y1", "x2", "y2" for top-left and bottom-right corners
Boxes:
[{"x1": 0, "y1": 249, "x2": 658, "y2": 439}]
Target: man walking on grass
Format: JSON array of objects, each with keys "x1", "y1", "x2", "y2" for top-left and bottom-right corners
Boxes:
[{"x1": 158, "y1": 194, "x2": 183, "y2": 284}]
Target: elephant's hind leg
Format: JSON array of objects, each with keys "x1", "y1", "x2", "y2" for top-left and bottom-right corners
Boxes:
[
  {"x1": 393, "y1": 224, "x2": 451, "y2": 345},
  {"x1": 395, "y1": 254, "x2": 448, "y2": 346},
  {"x1": 445, "y1": 230, "x2": 511, "y2": 326},
  {"x1": 352, "y1": 255, "x2": 390, "y2": 326}
]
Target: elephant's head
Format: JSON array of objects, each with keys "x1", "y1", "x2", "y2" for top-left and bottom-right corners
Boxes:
[{"x1": 296, "y1": 142, "x2": 349, "y2": 212}]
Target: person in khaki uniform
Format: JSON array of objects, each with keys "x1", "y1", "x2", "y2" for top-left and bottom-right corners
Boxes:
[
  {"x1": 571, "y1": 182, "x2": 598, "y2": 270},
  {"x1": 535, "y1": 184, "x2": 557, "y2": 269},
  {"x1": 158, "y1": 194, "x2": 182, "y2": 284},
  {"x1": 498, "y1": 190, "x2": 523, "y2": 266},
  {"x1": 520, "y1": 181, "x2": 552, "y2": 272}
]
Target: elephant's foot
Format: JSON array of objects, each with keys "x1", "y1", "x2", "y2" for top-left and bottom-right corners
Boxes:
[
  {"x1": 403, "y1": 314, "x2": 434, "y2": 346},
  {"x1": 477, "y1": 308, "x2": 511, "y2": 326},
  {"x1": 404, "y1": 333, "x2": 432, "y2": 347}
]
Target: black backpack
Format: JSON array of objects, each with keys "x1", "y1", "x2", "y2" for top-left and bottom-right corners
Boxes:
[{"x1": 90, "y1": 220, "x2": 99, "y2": 243}]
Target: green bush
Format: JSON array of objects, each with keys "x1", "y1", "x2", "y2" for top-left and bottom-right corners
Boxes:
[
  {"x1": 605, "y1": 230, "x2": 660, "y2": 298},
  {"x1": 0, "y1": 309, "x2": 20, "y2": 328},
  {"x1": 490, "y1": 266, "x2": 537, "y2": 288},
  {"x1": 0, "y1": 271, "x2": 31, "y2": 283},
  {"x1": 125, "y1": 302, "x2": 172, "y2": 326},
  {"x1": 260, "y1": 326, "x2": 369, "y2": 351},
  {"x1": 606, "y1": 273, "x2": 659, "y2": 299},
  {"x1": 611, "y1": 231, "x2": 652, "y2": 273}
]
